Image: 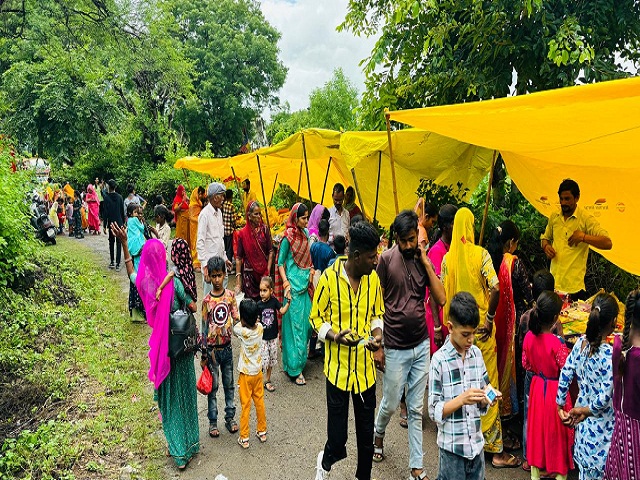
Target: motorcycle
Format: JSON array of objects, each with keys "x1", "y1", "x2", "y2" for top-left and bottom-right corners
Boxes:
[{"x1": 30, "y1": 199, "x2": 56, "y2": 245}]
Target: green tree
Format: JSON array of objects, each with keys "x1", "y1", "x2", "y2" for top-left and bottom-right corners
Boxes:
[
  {"x1": 341, "y1": 0, "x2": 640, "y2": 129},
  {"x1": 164, "y1": 0, "x2": 287, "y2": 155}
]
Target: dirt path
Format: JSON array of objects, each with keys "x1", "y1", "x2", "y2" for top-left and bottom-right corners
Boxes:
[{"x1": 73, "y1": 232, "x2": 573, "y2": 480}]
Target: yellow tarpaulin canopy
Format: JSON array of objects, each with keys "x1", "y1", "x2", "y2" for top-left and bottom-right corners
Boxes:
[
  {"x1": 175, "y1": 128, "x2": 494, "y2": 226},
  {"x1": 388, "y1": 76, "x2": 640, "y2": 275}
]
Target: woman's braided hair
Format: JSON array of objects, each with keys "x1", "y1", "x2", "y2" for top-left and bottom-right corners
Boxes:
[
  {"x1": 620, "y1": 290, "x2": 640, "y2": 374},
  {"x1": 585, "y1": 293, "x2": 619, "y2": 356}
]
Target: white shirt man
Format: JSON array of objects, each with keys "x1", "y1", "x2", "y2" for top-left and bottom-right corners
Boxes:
[{"x1": 197, "y1": 182, "x2": 228, "y2": 294}]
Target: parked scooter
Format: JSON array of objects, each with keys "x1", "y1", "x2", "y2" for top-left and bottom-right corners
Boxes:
[{"x1": 30, "y1": 198, "x2": 56, "y2": 245}]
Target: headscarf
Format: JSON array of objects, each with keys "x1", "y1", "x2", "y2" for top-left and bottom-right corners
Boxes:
[
  {"x1": 172, "y1": 185, "x2": 189, "y2": 211},
  {"x1": 344, "y1": 186, "x2": 357, "y2": 212},
  {"x1": 283, "y1": 203, "x2": 312, "y2": 269},
  {"x1": 442, "y1": 207, "x2": 488, "y2": 319},
  {"x1": 239, "y1": 200, "x2": 271, "y2": 278},
  {"x1": 171, "y1": 238, "x2": 197, "y2": 302},
  {"x1": 308, "y1": 204, "x2": 327, "y2": 238},
  {"x1": 189, "y1": 187, "x2": 203, "y2": 218},
  {"x1": 86, "y1": 184, "x2": 98, "y2": 202},
  {"x1": 136, "y1": 239, "x2": 174, "y2": 389},
  {"x1": 127, "y1": 216, "x2": 146, "y2": 259},
  {"x1": 413, "y1": 197, "x2": 425, "y2": 218}
]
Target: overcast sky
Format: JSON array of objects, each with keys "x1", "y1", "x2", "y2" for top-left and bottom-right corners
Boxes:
[{"x1": 260, "y1": 0, "x2": 377, "y2": 117}]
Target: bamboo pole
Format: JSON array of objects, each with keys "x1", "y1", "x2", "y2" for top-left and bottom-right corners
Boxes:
[
  {"x1": 181, "y1": 168, "x2": 191, "y2": 192},
  {"x1": 300, "y1": 133, "x2": 313, "y2": 204},
  {"x1": 479, "y1": 150, "x2": 498, "y2": 245},
  {"x1": 384, "y1": 110, "x2": 400, "y2": 215},
  {"x1": 256, "y1": 155, "x2": 271, "y2": 232},
  {"x1": 373, "y1": 151, "x2": 382, "y2": 224},
  {"x1": 296, "y1": 162, "x2": 303, "y2": 197},
  {"x1": 350, "y1": 168, "x2": 367, "y2": 219},
  {"x1": 270, "y1": 173, "x2": 279, "y2": 201},
  {"x1": 320, "y1": 156, "x2": 332, "y2": 204}
]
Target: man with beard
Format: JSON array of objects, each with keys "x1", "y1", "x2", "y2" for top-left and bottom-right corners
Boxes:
[
  {"x1": 372, "y1": 210, "x2": 446, "y2": 480},
  {"x1": 240, "y1": 178, "x2": 257, "y2": 210},
  {"x1": 541, "y1": 179, "x2": 612, "y2": 300},
  {"x1": 328, "y1": 183, "x2": 350, "y2": 240}
]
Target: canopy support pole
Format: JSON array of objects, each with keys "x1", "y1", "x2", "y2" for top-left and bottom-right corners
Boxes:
[
  {"x1": 479, "y1": 150, "x2": 498, "y2": 245},
  {"x1": 385, "y1": 111, "x2": 399, "y2": 215},
  {"x1": 350, "y1": 168, "x2": 366, "y2": 219},
  {"x1": 270, "y1": 173, "x2": 279, "y2": 201},
  {"x1": 181, "y1": 168, "x2": 191, "y2": 192},
  {"x1": 296, "y1": 162, "x2": 303, "y2": 197},
  {"x1": 320, "y1": 156, "x2": 332, "y2": 204},
  {"x1": 230, "y1": 166, "x2": 242, "y2": 206},
  {"x1": 301, "y1": 133, "x2": 313, "y2": 204},
  {"x1": 373, "y1": 151, "x2": 382, "y2": 224},
  {"x1": 256, "y1": 155, "x2": 271, "y2": 232}
]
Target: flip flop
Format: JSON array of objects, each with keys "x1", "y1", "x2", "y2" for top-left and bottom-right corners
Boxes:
[
  {"x1": 209, "y1": 426, "x2": 220, "y2": 438},
  {"x1": 294, "y1": 375, "x2": 306, "y2": 386},
  {"x1": 264, "y1": 381, "x2": 276, "y2": 392},
  {"x1": 399, "y1": 414, "x2": 408, "y2": 428},
  {"x1": 225, "y1": 419, "x2": 238, "y2": 434},
  {"x1": 502, "y1": 432, "x2": 522, "y2": 452},
  {"x1": 492, "y1": 454, "x2": 523, "y2": 469}
]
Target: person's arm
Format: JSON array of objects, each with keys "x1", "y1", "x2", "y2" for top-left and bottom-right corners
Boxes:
[
  {"x1": 196, "y1": 209, "x2": 208, "y2": 273},
  {"x1": 568, "y1": 216, "x2": 612, "y2": 250},
  {"x1": 421, "y1": 248, "x2": 445, "y2": 306},
  {"x1": 279, "y1": 298, "x2": 291, "y2": 315},
  {"x1": 278, "y1": 238, "x2": 292, "y2": 299},
  {"x1": 541, "y1": 217, "x2": 556, "y2": 259},
  {"x1": 156, "y1": 271, "x2": 175, "y2": 300},
  {"x1": 556, "y1": 337, "x2": 581, "y2": 407},
  {"x1": 478, "y1": 249, "x2": 500, "y2": 341},
  {"x1": 111, "y1": 224, "x2": 135, "y2": 277},
  {"x1": 235, "y1": 236, "x2": 244, "y2": 293}
]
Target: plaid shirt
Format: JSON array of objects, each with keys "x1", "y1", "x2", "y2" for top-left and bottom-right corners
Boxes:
[
  {"x1": 428, "y1": 338, "x2": 489, "y2": 459},
  {"x1": 222, "y1": 200, "x2": 237, "y2": 236}
]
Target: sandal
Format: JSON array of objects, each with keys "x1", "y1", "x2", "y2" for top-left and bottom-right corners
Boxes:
[
  {"x1": 256, "y1": 431, "x2": 267, "y2": 443},
  {"x1": 237, "y1": 437, "x2": 249, "y2": 449},
  {"x1": 491, "y1": 453, "x2": 523, "y2": 469},
  {"x1": 399, "y1": 413, "x2": 408, "y2": 429},
  {"x1": 265, "y1": 381, "x2": 276, "y2": 392},
  {"x1": 502, "y1": 431, "x2": 521, "y2": 452},
  {"x1": 409, "y1": 472, "x2": 428, "y2": 480},
  {"x1": 209, "y1": 426, "x2": 220, "y2": 438},
  {"x1": 294, "y1": 374, "x2": 306, "y2": 386},
  {"x1": 225, "y1": 419, "x2": 239, "y2": 434},
  {"x1": 522, "y1": 461, "x2": 531, "y2": 472},
  {"x1": 372, "y1": 445, "x2": 385, "y2": 462}
]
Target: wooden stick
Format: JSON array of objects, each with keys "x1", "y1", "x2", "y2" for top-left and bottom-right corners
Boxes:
[
  {"x1": 181, "y1": 168, "x2": 191, "y2": 192},
  {"x1": 271, "y1": 173, "x2": 279, "y2": 201},
  {"x1": 301, "y1": 132, "x2": 313, "y2": 204},
  {"x1": 479, "y1": 150, "x2": 498, "y2": 245},
  {"x1": 350, "y1": 168, "x2": 367, "y2": 219},
  {"x1": 373, "y1": 151, "x2": 382, "y2": 223},
  {"x1": 385, "y1": 111, "x2": 399, "y2": 215},
  {"x1": 256, "y1": 155, "x2": 271, "y2": 232},
  {"x1": 320, "y1": 156, "x2": 332, "y2": 204},
  {"x1": 296, "y1": 162, "x2": 303, "y2": 197}
]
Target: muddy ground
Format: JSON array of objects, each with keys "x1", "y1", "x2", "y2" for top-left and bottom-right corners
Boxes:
[{"x1": 75, "y1": 232, "x2": 577, "y2": 480}]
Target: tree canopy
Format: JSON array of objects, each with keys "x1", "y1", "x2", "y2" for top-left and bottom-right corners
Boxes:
[{"x1": 340, "y1": 0, "x2": 640, "y2": 128}]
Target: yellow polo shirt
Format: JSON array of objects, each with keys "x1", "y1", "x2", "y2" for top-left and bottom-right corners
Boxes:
[
  {"x1": 309, "y1": 257, "x2": 385, "y2": 393},
  {"x1": 241, "y1": 190, "x2": 258, "y2": 209},
  {"x1": 541, "y1": 206, "x2": 609, "y2": 294}
]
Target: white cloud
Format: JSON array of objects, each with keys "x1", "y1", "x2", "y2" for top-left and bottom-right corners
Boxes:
[{"x1": 260, "y1": 0, "x2": 377, "y2": 117}]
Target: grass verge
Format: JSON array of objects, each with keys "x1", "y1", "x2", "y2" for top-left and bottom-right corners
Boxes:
[{"x1": 0, "y1": 239, "x2": 164, "y2": 479}]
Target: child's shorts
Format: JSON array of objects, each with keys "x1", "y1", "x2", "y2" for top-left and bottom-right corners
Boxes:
[{"x1": 261, "y1": 339, "x2": 278, "y2": 370}]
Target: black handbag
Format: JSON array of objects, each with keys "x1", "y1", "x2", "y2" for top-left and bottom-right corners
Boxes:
[{"x1": 168, "y1": 307, "x2": 198, "y2": 358}]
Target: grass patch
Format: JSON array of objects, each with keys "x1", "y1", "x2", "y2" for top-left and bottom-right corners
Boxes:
[{"x1": 0, "y1": 240, "x2": 164, "y2": 479}]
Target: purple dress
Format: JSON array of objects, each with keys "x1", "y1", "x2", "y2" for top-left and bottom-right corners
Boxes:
[{"x1": 604, "y1": 335, "x2": 640, "y2": 480}]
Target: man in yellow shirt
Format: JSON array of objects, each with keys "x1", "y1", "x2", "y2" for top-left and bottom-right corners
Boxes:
[
  {"x1": 241, "y1": 179, "x2": 258, "y2": 210},
  {"x1": 310, "y1": 221, "x2": 384, "y2": 480},
  {"x1": 540, "y1": 179, "x2": 612, "y2": 299}
]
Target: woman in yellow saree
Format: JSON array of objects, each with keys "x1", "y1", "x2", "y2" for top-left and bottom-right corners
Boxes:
[
  {"x1": 440, "y1": 208, "x2": 522, "y2": 469},
  {"x1": 188, "y1": 186, "x2": 205, "y2": 271}
]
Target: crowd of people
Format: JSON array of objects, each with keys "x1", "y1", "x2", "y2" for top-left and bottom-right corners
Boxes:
[{"x1": 86, "y1": 174, "x2": 637, "y2": 480}]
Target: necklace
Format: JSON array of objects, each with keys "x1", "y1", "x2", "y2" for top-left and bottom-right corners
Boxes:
[{"x1": 400, "y1": 254, "x2": 413, "y2": 278}]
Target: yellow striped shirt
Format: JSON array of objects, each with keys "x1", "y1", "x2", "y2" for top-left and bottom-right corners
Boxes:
[{"x1": 309, "y1": 257, "x2": 385, "y2": 393}]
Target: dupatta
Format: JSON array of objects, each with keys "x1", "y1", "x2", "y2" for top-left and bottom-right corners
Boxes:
[
  {"x1": 136, "y1": 239, "x2": 174, "y2": 389},
  {"x1": 275, "y1": 203, "x2": 313, "y2": 302},
  {"x1": 238, "y1": 201, "x2": 271, "y2": 278},
  {"x1": 171, "y1": 238, "x2": 197, "y2": 302},
  {"x1": 308, "y1": 204, "x2": 326, "y2": 238}
]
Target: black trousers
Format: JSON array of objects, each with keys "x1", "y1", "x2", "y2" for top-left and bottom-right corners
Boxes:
[
  {"x1": 223, "y1": 234, "x2": 234, "y2": 264},
  {"x1": 323, "y1": 379, "x2": 376, "y2": 480},
  {"x1": 108, "y1": 228, "x2": 122, "y2": 265}
]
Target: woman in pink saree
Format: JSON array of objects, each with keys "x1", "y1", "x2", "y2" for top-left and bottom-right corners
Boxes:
[
  {"x1": 111, "y1": 225, "x2": 200, "y2": 470},
  {"x1": 85, "y1": 184, "x2": 101, "y2": 234}
]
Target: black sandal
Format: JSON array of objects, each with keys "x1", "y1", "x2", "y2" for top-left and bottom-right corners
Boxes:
[{"x1": 225, "y1": 419, "x2": 238, "y2": 434}]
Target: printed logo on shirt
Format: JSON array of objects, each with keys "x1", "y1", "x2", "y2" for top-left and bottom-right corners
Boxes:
[
  {"x1": 261, "y1": 308, "x2": 276, "y2": 329},
  {"x1": 212, "y1": 303, "x2": 230, "y2": 326}
]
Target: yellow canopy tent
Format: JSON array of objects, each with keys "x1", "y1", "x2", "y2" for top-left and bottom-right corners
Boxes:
[
  {"x1": 176, "y1": 128, "x2": 495, "y2": 226},
  {"x1": 388, "y1": 76, "x2": 640, "y2": 275}
]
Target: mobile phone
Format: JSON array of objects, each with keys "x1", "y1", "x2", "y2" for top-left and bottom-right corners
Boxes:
[{"x1": 485, "y1": 384, "x2": 498, "y2": 403}]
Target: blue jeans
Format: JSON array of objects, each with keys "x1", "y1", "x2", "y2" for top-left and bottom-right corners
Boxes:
[
  {"x1": 436, "y1": 448, "x2": 484, "y2": 480},
  {"x1": 203, "y1": 272, "x2": 228, "y2": 297},
  {"x1": 207, "y1": 344, "x2": 236, "y2": 427},
  {"x1": 374, "y1": 339, "x2": 429, "y2": 470}
]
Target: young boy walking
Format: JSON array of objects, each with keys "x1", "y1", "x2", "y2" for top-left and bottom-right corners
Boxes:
[
  {"x1": 234, "y1": 299, "x2": 268, "y2": 448},
  {"x1": 428, "y1": 292, "x2": 500, "y2": 480},
  {"x1": 201, "y1": 256, "x2": 239, "y2": 438}
]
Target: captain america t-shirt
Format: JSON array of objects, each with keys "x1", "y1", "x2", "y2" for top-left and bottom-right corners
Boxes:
[
  {"x1": 258, "y1": 297, "x2": 281, "y2": 341},
  {"x1": 201, "y1": 288, "x2": 239, "y2": 346}
]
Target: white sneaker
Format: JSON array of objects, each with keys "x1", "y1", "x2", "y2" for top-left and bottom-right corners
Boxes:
[{"x1": 315, "y1": 451, "x2": 329, "y2": 480}]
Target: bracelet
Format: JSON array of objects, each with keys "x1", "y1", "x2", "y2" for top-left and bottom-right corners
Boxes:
[
  {"x1": 124, "y1": 257, "x2": 133, "y2": 264},
  {"x1": 236, "y1": 273, "x2": 241, "y2": 277},
  {"x1": 582, "y1": 233, "x2": 586, "y2": 242},
  {"x1": 282, "y1": 281, "x2": 290, "y2": 289},
  {"x1": 486, "y1": 312, "x2": 495, "y2": 320},
  {"x1": 434, "y1": 325, "x2": 442, "y2": 333}
]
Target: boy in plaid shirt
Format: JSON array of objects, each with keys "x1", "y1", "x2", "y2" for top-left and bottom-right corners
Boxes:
[{"x1": 428, "y1": 292, "x2": 501, "y2": 480}]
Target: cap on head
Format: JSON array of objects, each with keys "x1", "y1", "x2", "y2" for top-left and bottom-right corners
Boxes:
[{"x1": 207, "y1": 182, "x2": 226, "y2": 197}]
